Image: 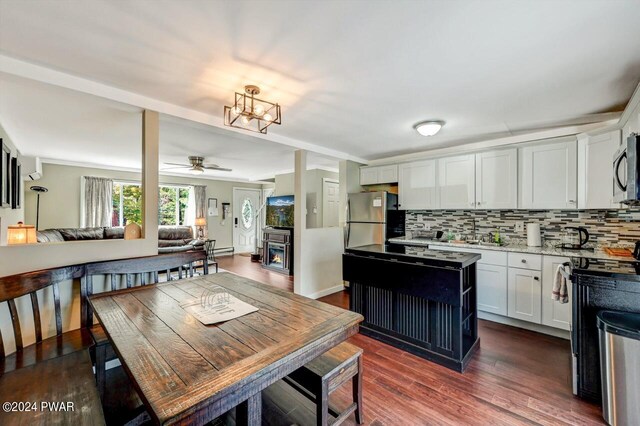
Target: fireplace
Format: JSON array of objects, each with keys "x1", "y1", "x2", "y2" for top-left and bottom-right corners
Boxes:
[
  {"x1": 267, "y1": 243, "x2": 286, "y2": 269},
  {"x1": 262, "y1": 228, "x2": 293, "y2": 275}
]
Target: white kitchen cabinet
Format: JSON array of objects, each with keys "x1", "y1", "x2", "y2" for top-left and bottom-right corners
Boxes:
[
  {"x1": 508, "y1": 267, "x2": 542, "y2": 323},
  {"x1": 578, "y1": 130, "x2": 621, "y2": 209},
  {"x1": 541, "y1": 256, "x2": 572, "y2": 330},
  {"x1": 475, "y1": 149, "x2": 518, "y2": 209},
  {"x1": 477, "y1": 263, "x2": 508, "y2": 315},
  {"x1": 520, "y1": 138, "x2": 578, "y2": 209},
  {"x1": 360, "y1": 164, "x2": 398, "y2": 185},
  {"x1": 398, "y1": 160, "x2": 438, "y2": 210},
  {"x1": 438, "y1": 155, "x2": 475, "y2": 209}
]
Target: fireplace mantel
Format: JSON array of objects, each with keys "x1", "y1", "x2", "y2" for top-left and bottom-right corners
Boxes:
[{"x1": 262, "y1": 227, "x2": 293, "y2": 275}]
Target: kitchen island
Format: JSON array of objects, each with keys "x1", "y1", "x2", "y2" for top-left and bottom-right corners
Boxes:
[{"x1": 343, "y1": 244, "x2": 481, "y2": 372}]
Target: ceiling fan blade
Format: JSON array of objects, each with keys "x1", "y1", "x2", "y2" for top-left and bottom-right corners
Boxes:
[
  {"x1": 163, "y1": 163, "x2": 191, "y2": 167},
  {"x1": 203, "y1": 166, "x2": 233, "y2": 172},
  {"x1": 202, "y1": 163, "x2": 220, "y2": 168},
  {"x1": 161, "y1": 166, "x2": 191, "y2": 170}
]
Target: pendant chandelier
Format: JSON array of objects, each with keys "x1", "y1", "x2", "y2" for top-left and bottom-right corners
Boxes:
[{"x1": 224, "y1": 85, "x2": 281, "y2": 134}]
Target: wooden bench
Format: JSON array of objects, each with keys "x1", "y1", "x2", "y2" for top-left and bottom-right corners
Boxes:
[
  {"x1": 0, "y1": 265, "x2": 104, "y2": 425},
  {"x1": 285, "y1": 341, "x2": 364, "y2": 426},
  {"x1": 83, "y1": 250, "x2": 209, "y2": 399}
]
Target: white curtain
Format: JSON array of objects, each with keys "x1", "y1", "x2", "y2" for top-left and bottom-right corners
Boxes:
[{"x1": 84, "y1": 176, "x2": 113, "y2": 227}]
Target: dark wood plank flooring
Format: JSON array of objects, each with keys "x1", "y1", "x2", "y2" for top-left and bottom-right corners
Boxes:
[{"x1": 218, "y1": 255, "x2": 605, "y2": 425}]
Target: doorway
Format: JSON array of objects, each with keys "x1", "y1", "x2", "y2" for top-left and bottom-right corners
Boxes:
[
  {"x1": 233, "y1": 187, "x2": 261, "y2": 253},
  {"x1": 322, "y1": 178, "x2": 340, "y2": 227}
]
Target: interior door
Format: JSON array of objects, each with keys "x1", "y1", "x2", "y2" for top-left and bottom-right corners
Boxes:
[
  {"x1": 322, "y1": 179, "x2": 340, "y2": 227},
  {"x1": 233, "y1": 188, "x2": 261, "y2": 253},
  {"x1": 438, "y1": 155, "x2": 475, "y2": 209}
]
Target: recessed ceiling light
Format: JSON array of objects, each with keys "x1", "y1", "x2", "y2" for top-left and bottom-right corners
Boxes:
[{"x1": 414, "y1": 120, "x2": 444, "y2": 136}]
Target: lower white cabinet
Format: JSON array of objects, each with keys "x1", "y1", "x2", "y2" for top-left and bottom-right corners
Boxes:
[
  {"x1": 477, "y1": 264, "x2": 508, "y2": 315},
  {"x1": 507, "y1": 267, "x2": 542, "y2": 323},
  {"x1": 541, "y1": 255, "x2": 572, "y2": 330}
]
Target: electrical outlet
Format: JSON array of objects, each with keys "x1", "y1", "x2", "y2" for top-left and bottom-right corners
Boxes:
[
  {"x1": 425, "y1": 224, "x2": 431, "y2": 231},
  {"x1": 515, "y1": 221, "x2": 525, "y2": 232}
]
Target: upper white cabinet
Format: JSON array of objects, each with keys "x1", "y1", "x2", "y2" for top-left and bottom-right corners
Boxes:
[
  {"x1": 398, "y1": 160, "x2": 438, "y2": 210},
  {"x1": 438, "y1": 155, "x2": 475, "y2": 209},
  {"x1": 360, "y1": 165, "x2": 398, "y2": 185},
  {"x1": 475, "y1": 149, "x2": 518, "y2": 209},
  {"x1": 578, "y1": 130, "x2": 621, "y2": 209},
  {"x1": 520, "y1": 138, "x2": 577, "y2": 209}
]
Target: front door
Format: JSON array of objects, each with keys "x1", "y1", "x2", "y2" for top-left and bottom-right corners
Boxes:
[{"x1": 233, "y1": 188, "x2": 261, "y2": 253}]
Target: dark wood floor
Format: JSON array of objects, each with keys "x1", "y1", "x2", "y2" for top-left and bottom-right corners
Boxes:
[{"x1": 219, "y1": 255, "x2": 605, "y2": 425}]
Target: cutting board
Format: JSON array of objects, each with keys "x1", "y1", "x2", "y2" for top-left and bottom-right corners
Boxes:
[{"x1": 603, "y1": 247, "x2": 633, "y2": 257}]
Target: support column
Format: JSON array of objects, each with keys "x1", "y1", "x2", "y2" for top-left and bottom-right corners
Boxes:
[
  {"x1": 142, "y1": 110, "x2": 159, "y2": 247},
  {"x1": 293, "y1": 150, "x2": 306, "y2": 295}
]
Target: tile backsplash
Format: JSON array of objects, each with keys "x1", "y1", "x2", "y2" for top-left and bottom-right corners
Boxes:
[{"x1": 406, "y1": 209, "x2": 640, "y2": 248}]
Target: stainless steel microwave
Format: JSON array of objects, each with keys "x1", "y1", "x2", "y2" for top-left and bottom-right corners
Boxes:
[{"x1": 613, "y1": 133, "x2": 640, "y2": 205}]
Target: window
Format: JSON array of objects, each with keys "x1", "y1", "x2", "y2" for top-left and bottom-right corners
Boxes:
[
  {"x1": 112, "y1": 182, "x2": 192, "y2": 227},
  {"x1": 158, "y1": 186, "x2": 191, "y2": 226},
  {"x1": 112, "y1": 182, "x2": 142, "y2": 227}
]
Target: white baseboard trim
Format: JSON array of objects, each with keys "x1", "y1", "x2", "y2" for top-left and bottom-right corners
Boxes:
[
  {"x1": 307, "y1": 285, "x2": 346, "y2": 300},
  {"x1": 478, "y1": 311, "x2": 570, "y2": 340}
]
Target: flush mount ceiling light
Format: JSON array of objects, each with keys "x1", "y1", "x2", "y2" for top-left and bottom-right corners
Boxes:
[
  {"x1": 414, "y1": 120, "x2": 445, "y2": 137},
  {"x1": 224, "y1": 85, "x2": 282, "y2": 134}
]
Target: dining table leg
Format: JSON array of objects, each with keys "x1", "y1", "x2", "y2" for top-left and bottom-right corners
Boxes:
[{"x1": 236, "y1": 392, "x2": 261, "y2": 426}]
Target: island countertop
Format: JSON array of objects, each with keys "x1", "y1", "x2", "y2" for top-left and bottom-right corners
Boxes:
[{"x1": 345, "y1": 244, "x2": 481, "y2": 269}]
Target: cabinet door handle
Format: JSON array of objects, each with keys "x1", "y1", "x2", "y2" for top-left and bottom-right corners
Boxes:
[
  {"x1": 568, "y1": 200, "x2": 576, "y2": 204},
  {"x1": 521, "y1": 259, "x2": 527, "y2": 263},
  {"x1": 534, "y1": 276, "x2": 540, "y2": 281}
]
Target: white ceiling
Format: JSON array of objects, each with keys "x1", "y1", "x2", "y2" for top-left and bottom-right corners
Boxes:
[
  {"x1": 0, "y1": 73, "x2": 338, "y2": 180},
  {"x1": 1, "y1": 0, "x2": 640, "y2": 160}
]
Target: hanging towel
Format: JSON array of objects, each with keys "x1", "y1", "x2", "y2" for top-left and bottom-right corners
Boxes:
[{"x1": 552, "y1": 264, "x2": 570, "y2": 304}]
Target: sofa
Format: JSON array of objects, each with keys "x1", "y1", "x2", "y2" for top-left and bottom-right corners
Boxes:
[{"x1": 36, "y1": 225, "x2": 205, "y2": 253}]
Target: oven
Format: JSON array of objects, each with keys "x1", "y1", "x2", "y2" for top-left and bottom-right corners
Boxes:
[{"x1": 613, "y1": 133, "x2": 640, "y2": 205}]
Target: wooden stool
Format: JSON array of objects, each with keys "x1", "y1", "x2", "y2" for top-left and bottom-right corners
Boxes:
[{"x1": 285, "y1": 342, "x2": 363, "y2": 426}]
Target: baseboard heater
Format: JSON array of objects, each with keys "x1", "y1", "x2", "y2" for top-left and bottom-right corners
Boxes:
[{"x1": 214, "y1": 247, "x2": 235, "y2": 256}]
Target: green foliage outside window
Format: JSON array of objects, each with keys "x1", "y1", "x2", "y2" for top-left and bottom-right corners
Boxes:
[{"x1": 113, "y1": 183, "x2": 189, "y2": 227}]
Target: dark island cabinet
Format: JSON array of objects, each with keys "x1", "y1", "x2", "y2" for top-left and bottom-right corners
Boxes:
[{"x1": 343, "y1": 244, "x2": 481, "y2": 372}]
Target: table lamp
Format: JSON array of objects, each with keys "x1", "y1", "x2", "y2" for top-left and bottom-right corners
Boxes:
[
  {"x1": 195, "y1": 217, "x2": 207, "y2": 239},
  {"x1": 8, "y1": 222, "x2": 37, "y2": 245}
]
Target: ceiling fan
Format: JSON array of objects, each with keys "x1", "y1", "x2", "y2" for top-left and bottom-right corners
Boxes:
[{"x1": 163, "y1": 156, "x2": 232, "y2": 175}]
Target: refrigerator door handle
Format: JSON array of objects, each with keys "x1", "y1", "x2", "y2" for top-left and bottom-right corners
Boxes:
[{"x1": 345, "y1": 223, "x2": 351, "y2": 248}]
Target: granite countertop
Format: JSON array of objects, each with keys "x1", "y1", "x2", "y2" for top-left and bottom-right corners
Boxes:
[
  {"x1": 388, "y1": 237, "x2": 637, "y2": 262},
  {"x1": 345, "y1": 244, "x2": 481, "y2": 269}
]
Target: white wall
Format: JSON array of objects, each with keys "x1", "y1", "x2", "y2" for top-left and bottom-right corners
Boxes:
[
  {"x1": 293, "y1": 151, "x2": 344, "y2": 298},
  {"x1": 275, "y1": 169, "x2": 339, "y2": 228},
  {"x1": 0, "y1": 123, "x2": 25, "y2": 245},
  {"x1": 23, "y1": 163, "x2": 261, "y2": 248}
]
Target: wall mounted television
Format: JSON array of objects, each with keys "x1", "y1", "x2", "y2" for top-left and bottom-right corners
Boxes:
[{"x1": 266, "y1": 195, "x2": 294, "y2": 227}]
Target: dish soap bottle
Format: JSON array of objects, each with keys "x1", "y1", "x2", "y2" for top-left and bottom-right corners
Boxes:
[{"x1": 494, "y1": 228, "x2": 501, "y2": 245}]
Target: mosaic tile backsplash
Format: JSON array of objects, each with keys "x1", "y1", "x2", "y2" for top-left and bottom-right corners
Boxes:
[{"x1": 406, "y1": 209, "x2": 640, "y2": 248}]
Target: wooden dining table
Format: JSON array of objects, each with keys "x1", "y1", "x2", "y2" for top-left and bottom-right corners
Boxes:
[{"x1": 89, "y1": 272, "x2": 363, "y2": 425}]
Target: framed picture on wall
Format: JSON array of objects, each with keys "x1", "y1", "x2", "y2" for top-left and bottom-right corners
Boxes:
[
  {"x1": 1, "y1": 139, "x2": 10, "y2": 208},
  {"x1": 11, "y1": 157, "x2": 21, "y2": 209}
]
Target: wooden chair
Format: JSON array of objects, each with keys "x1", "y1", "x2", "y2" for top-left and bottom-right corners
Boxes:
[
  {"x1": 204, "y1": 239, "x2": 219, "y2": 273},
  {"x1": 84, "y1": 251, "x2": 209, "y2": 400},
  {"x1": 285, "y1": 341, "x2": 364, "y2": 426},
  {"x1": 0, "y1": 265, "x2": 104, "y2": 423}
]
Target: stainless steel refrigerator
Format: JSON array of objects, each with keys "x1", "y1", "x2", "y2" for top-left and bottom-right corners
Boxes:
[{"x1": 345, "y1": 191, "x2": 405, "y2": 248}]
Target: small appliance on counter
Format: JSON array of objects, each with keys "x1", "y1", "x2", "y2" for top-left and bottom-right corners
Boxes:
[
  {"x1": 634, "y1": 241, "x2": 640, "y2": 260},
  {"x1": 345, "y1": 191, "x2": 405, "y2": 248},
  {"x1": 557, "y1": 226, "x2": 590, "y2": 250},
  {"x1": 527, "y1": 223, "x2": 542, "y2": 247}
]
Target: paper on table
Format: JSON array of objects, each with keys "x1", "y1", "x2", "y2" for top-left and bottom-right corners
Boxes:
[{"x1": 180, "y1": 285, "x2": 259, "y2": 325}]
